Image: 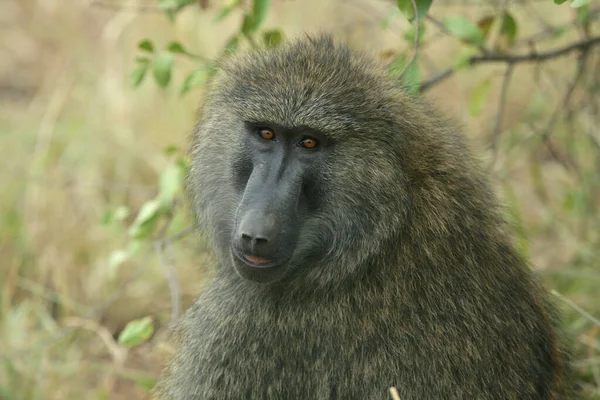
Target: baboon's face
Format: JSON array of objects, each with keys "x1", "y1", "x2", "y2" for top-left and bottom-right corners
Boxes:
[
  {"x1": 190, "y1": 39, "x2": 410, "y2": 286},
  {"x1": 230, "y1": 123, "x2": 328, "y2": 283}
]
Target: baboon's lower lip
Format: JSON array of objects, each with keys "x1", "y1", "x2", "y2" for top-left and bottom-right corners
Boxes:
[
  {"x1": 232, "y1": 248, "x2": 280, "y2": 269},
  {"x1": 243, "y1": 255, "x2": 272, "y2": 265}
]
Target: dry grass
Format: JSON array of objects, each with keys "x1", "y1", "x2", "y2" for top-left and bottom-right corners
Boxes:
[{"x1": 1, "y1": 0, "x2": 598, "y2": 398}]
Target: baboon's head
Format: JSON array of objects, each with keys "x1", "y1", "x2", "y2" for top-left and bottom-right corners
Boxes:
[{"x1": 189, "y1": 36, "x2": 415, "y2": 285}]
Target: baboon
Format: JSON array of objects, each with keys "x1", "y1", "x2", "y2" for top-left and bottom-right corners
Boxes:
[{"x1": 157, "y1": 36, "x2": 578, "y2": 399}]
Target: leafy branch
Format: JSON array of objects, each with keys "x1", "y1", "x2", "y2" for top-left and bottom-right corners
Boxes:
[{"x1": 421, "y1": 30, "x2": 600, "y2": 92}]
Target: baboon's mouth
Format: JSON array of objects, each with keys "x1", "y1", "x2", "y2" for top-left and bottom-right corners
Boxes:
[
  {"x1": 232, "y1": 248, "x2": 280, "y2": 269},
  {"x1": 243, "y1": 254, "x2": 272, "y2": 265}
]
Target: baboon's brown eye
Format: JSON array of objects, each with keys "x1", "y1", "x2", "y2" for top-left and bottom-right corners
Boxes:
[
  {"x1": 258, "y1": 128, "x2": 275, "y2": 140},
  {"x1": 299, "y1": 137, "x2": 319, "y2": 149}
]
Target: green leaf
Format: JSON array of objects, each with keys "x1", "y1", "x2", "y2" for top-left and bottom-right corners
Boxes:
[
  {"x1": 104, "y1": 205, "x2": 130, "y2": 224},
  {"x1": 214, "y1": 6, "x2": 234, "y2": 22},
  {"x1": 452, "y1": 46, "x2": 478, "y2": 71},
  {"x1": 469, "y1": 78, "x2": 491, "y2": 116},
  {"x1": 128, "y1": 199, "x2": 162, "y2": 239},
  {"x1": 241, "y1": 13, "x2": 256, "y2": 36},
  {"x1": 152, "y1": 53, "x2": 174, "y2": 88},
  {"x1": 165, "y1": 9, "x2": 176, "y2": 22},
  {"x1": 570, "y1": 0, "x2": 588, "y2": 6},
  {"x1": 135, "y1": 56, "x2": 150, "y2": 64},
  {"x1": 397, "y1": 0, "x2": 433, "y2": 22},
  {"x1": 380, "y1": 8, "x2": 401, "y2": 30},
  {"x1": 214, "y1": 0, "x2": 244, "y2": 23},
  {"x1": 137, "y1": 39, "x2": 154, "y2": 53},
  {"x1": 577, "y1": 4, "x2": 590, "y2": 23},
  {"x1": 225, "y1": 35, "x2": 240, "y2": 52},
  {"x1": 108, "y1": 249, "x2": 130, "y2": 269},
  {"x1": 443, "y1": 15, "x2": 484, "y2": 45},
  {"x1": 167, "y1": 41, "x2": 187, "y2": 54},
  {"x1": 180, "y1": 68, "x2": 208, "y2": 95},
  {"x1": 241, "y1": 0, "x2": 270, "y2": 35},
  {"x1": 158, "y1": 0, "x2": 194, "y2": 11},
  {"x1": 117, "y1": 316, "x2": 154, "y2": 347},
  {"x1": 164, "y1": 145, "x2": 180, "y2": 156},
  {"x1": 159, "y1": 162, "x2": 187, "y2": 207},
  {"x1": 158, "y1": 0, "x2": 194, "y2": 22},
  {"x1": 176, "y1": 157, "x2": 189, "y2": 171},
  {"x1": 402, "y1": 57, "x2": 420, "y2": 95},
  {"x1": 477, "y1": 16, "x2": 495, "y2": 40},
  {"x1": 389, "y1": 54, "x2": 420, "y2": 95},
  {"x1": 128, "y1": 240, "x2": 143, "y2": 256},
  {"x1": 102, "y1": 209, "x2": 113, "y2": 225},
  {"x1": 403, "y1": 22, "x2": 426, "y2": 44},
  {"x1": 252, "y1": 0, "x2": 270, "y2": 30},
  {"x1": 108, "y1": 241, "x2": 140, "y2": 278},
  {"x1": 134, "y1": 376, "x2": 157, "y2": 392},
  {"x1": 263, "y1": 29, "x2": 284, "y2": 48},
  {"x1": 388, "y1": 54, "x2": 404, "y2": 75},
  {"x1": 158, "y1": 0, "x2": 179, "y2": 9},
  {"x1": 553, "y1": 0, "x2": 567, "y2": 4},
  {"x1": 206, "y1": 62, "x2": 220, "y2": 81},
  {"x1": 114, "y1": 206, "x2": 130, "y2": 221},
  {"x1": 130, "y1": 63, "x2": 148, "y2": 88},
  {"x1": 499, "y1": 12, "x2": 518, "y2": 49}
]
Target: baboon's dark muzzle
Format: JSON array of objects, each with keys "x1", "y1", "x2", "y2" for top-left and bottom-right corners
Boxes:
[{"x1": 231, "y1": 163, "x2": 302, "y2": 281}]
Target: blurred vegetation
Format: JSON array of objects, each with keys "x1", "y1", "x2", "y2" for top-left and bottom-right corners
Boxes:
[{"x1": 1, "y1": 0, "x2": 599, "y2": 398}]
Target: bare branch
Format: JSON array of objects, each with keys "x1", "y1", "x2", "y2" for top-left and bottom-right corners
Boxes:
[
  {"x1": 552, "y1": 290, "x2": 600, "y2": 328},
  {"x1": 63, "y1": 317, "x2": 127, "y2": 364},
  {"x1": 488, "y1": 63, "x2": 514, "y2": 170},
  {"x1": 398, "y1": 0, "x2": 420, "y2": 79},
  {"x1": 472, "y1": 36, "x2": 600, "y2": 64},
  {"x1": 153, "y1": 214, "x2": 187, "y2": 330},
  {"x1": 539, "y1": 49, "x2": 590, "y2": 173},
  {"x1": 514, "y1": 9, "x2": 600, "y2": 49},
  {"x1": 421, "y1": 36, "x2": 600, "y2": 92},
  {"x1": 154, "y1": 240, "x2": 182, "y2": 329}
]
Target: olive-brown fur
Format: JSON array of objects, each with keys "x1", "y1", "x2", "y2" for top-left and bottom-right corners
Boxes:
[{"x1": 157, "y1": 36, "x2": 578, "y2": 399}]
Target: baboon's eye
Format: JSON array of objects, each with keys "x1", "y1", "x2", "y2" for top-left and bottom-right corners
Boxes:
[
  {"x1": 257, "y1": 128, "x2": 275, "y2": 141},
  {"x1": 298, "y1": 137, "x2": 319, "y2": 150}
]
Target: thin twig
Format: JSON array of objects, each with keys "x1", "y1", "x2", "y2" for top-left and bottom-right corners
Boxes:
[
  {"x1": 153, "y1": 213, "x2": 186, "y2": 329},
  {"x1": 552, "y1": 290, "x2": 600, "y2": 328},
  {"x1": 538, "y1": 49, "x2": 589, "y2": 173},
  {"x1": 540, "y1": 50, "x2": 589, "y2": 143},
  {"x1": 514, "y1": 9, "x2": 600, "y2": 49},
  {"x1": 419, "y1": 68, "x2": 454, "y2": 91},
  {"x1": 62, "y1": 317, "x2": 127, "y2": 393},
  {"x1": 390, "y1": 387, "x2": 402, "y2": 400},
  {"x1": 62, "y1": 317, "x2": 127, "y2": 364},
  {"x1": 471, "y1": 36, "x2": 600, "y2": 64},
  {"x1": 488, "y1": 63, "x2": 514, "y2": 170},
  {"x1": 398, "y1": 0, "x2": 420, "y2": 79},
  {"x1": 420, "y1": 35, "x2": 600, "y2": 92},
  {"x1": 154, "y1": 240, "x2": 181, "y2": 329}
]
